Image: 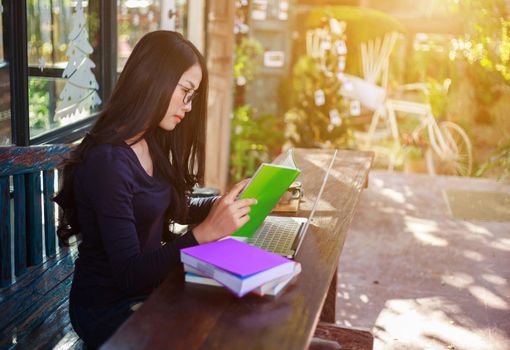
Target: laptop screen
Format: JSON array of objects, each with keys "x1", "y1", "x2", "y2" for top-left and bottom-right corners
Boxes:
[{"x1": 293, "y1": 150, "x2": 338, "y2": 255}]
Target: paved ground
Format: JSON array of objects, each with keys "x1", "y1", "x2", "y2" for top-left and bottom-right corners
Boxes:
[{"x1": 336, "y1": 171, "x2": 510, "y2": 350}]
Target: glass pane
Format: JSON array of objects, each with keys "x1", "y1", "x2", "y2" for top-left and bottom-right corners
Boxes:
[
  {"x1": 174, "y1": 0, "x2": 188, "y2": 37},
  {"x1": 117, "y1": 0, "x2": 189, "y2": 72},
  {"x1": 117, "y1": 0, "x2": 162, "y2": 71},
  {"x1": 0, "y1": 7, "x2": 12, "y2": 145},
  {"x1": 29, "y1": 76, "x2": 67, "y2": 138},
  {"x1": 27, "y1": 0, "x2": 102, "y2": 139}
]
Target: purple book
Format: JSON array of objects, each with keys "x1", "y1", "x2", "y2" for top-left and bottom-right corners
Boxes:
[{"x1": 181, "y1": 238, "x2": 296, "y2": 297}]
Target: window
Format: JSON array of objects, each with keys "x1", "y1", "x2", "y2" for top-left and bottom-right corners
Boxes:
[
  {"x1": 4, "y1": 0, "x2": 194, "y2": 145},
  {"x1": 0, "y1": 5, "x2": 11, "y2": 145},
  {"x1": 27, "y1": 0, "x2": 102, "y2": 139},
  {"x1": 174, "y1": 0, "x2": 188, "y2": 37},
  {"x1": 117, "y1": 0, "x2": 189, "y2": 72},
  {"x1": 117, "y1": 0, "x2": 163, "y2": 72}
]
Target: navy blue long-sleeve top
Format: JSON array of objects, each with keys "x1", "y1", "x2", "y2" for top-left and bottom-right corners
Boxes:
[{"x1": 70, "y1": 143, "x2": 217, "y2": 308}]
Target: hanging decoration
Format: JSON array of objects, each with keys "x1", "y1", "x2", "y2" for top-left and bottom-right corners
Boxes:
[
  {"x1": 314, "y1": 89, "x2": 325, "y2": 106},
  {"x1": 56, "y1": 0, "x2": 101, "y2": 120},
  {"x1": 38, "y1": 57, "x2": 46, "y2": 72},
  {"x1": 316, "y1": 19, "x2": 347, "y2": 130},
  {"x1": 329, "y1": 108, "x2": 342, "y2": 127},
  {"x1": 350, "y1": 100, "x2": 361, "y2": 116},
  {"x1": 284, "y1": 17, "x2": 351, "y2": 148}
]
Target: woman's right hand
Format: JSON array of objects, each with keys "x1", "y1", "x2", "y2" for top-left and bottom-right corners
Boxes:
[{"x1": 192, "y1": 179, "x2": 257, "y2": 244}]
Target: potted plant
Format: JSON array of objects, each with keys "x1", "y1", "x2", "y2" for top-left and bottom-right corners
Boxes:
[{"x1": 401, "y1": 133, "x2": 428, "y2": 174}]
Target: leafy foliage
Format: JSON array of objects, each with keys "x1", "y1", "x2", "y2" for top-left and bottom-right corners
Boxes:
[
  {"x1": 284, "y1": 56, "x2": 351, "y2": 148},
  {"x1": 359, "y1": 1, "x2": 509, "y2": 178},
  {"x1": 449, "y1": 0, "x2": 510, "y2": 82},
  {"x1": 234, "y1": 37, "x2": 264, "y2": 82},
  {"x1": 281, "y1": 6, "x2": 405, "y2": 150},
  {"x1": 229, "y1": 105, "x2": 286, "y2": 183},
  {"x1": 229, "y1": 33, "x2": 277, "y2": 183},
  {"x1": 28, "y1": 79, "x2": 51, "y2": 131},
  {"x1": 475, "y1": 140, "x2": 510, "y2": 180}
]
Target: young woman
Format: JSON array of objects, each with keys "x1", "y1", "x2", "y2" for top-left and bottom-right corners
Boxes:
[{"x1": 54, "y1": 31, "x2": 256, "y2": 349}]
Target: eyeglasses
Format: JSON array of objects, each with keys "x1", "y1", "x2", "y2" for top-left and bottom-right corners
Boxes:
[{"x1": 178, "y1": 83, "x2": 199, "y2": 105}]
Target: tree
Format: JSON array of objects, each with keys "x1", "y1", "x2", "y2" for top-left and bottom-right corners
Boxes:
[
  {"x1": 284, "y1": 18, "x2": 351, "y2": 149},
  {"x1": 56, "y1": 0, "x2": 101, "y2": 120}
]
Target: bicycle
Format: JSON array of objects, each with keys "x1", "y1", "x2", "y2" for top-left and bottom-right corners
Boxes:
[{"x1": 384, "y1": 97, "x2": 473, "y2": 176}]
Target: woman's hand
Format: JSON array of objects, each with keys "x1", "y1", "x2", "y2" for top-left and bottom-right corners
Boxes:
[{"x1": 192, "y1": 179, "x2": 256, "y2": 244}]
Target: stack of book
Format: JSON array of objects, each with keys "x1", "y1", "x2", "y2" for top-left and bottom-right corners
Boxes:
[{"x1": 181, "y1": 238, "x2": 301, "y2": 297}]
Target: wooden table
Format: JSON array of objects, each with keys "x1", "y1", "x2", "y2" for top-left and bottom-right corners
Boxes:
[{"x1": 102, "y1": 149, "x2": 373, "y2": 350}]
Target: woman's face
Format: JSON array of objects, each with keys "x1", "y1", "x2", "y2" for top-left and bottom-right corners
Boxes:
[{"x1": 159, "y1": 63, "x2": 203, "y2": 131}]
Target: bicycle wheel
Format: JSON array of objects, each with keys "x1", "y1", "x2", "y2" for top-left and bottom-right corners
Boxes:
[{"x1": 428, "y1": 121, "x2": 473, "y2": 176}]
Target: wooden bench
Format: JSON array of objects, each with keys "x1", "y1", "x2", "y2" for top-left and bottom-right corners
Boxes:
[
  {"x1": 0, "y1": 145, "x2": 83, "y2": 349},
  {"x1": 0, "y1": 145, "x2": 221, "y2": 350}
]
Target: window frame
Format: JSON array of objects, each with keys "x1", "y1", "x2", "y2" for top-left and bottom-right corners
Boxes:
[{"x1": 5, "y1": 0, "x2": 117, "y2": 146}]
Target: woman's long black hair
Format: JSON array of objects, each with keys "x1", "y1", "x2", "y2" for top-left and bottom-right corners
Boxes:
[{"x1": 54, "y1": 30, "x2": 208, "y2": 243}]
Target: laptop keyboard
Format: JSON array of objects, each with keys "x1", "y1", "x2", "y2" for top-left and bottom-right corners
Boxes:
[{"x1": 247, "y1": 216, "x2": 301, "y2": 257}]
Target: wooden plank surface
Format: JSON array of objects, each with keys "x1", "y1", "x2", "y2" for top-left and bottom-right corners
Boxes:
[
  {"x1": 320, "y1": 270, "x2": 337, "y2": 323},
  {"x1": 103, "y1": 149, "x2": 373, "y2": 350},
  {"x1": 12, "y1": 299, "x2": 79, "y2": 350},
  {"x1": 0, "y1": 273, "x2": 74, "y2": 349},
  {"x1": 0, "y1": 247, "x2": 76, "y2": 328},
  {"x1": 43, "y1": 169, "x2": 57, "y2": 257},
  {"x1": 27, "y1": 172, "x2": 43, "y2": 266}
]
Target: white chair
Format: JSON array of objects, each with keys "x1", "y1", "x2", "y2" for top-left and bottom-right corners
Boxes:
[{"x1": 339, "y1": 32, "x2": 401, "y2": 149}]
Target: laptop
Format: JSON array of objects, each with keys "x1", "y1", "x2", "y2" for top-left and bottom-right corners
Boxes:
[{"x1": 235, "y1": 150, "x2": 338, "y2": 259}]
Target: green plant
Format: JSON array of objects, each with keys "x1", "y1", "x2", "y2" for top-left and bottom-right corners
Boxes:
[
  {"x1": 283, "y1": 55, "x2": 352, "y2": 149},
  {"x1": 229, "y1": 105, "x2": 286, "y2": 183},
  {"x1": 426, "y1": 78, "x2": 451, "y2": 119},
  {"x1": 449, "y1": 0, "x2": 510, "y2": 82},
  {"x1": 283, "y1": 6, "x2": 405, "y2": 150},
  {"x1": 475, "y1": 140, "x2": 510, "y2": 181},
  {"x1": 28, "y1": 78, "x2": 50, "y2": 132},
  {"x1": 402, "y1": 1, "x2": 510, "y2": 178},
  {"x1": 400, "y1": 129, "x2": 426, "y2": 160},
  {"x1": 229, "y1": 35, "x2": 268, "y2": 183},
  {"x1": 402, "y1": 144, "x2": 425, "y2": 161},
  {"x1": 234, "y1": 37, "x2": 264, "y2": 83},
  {"x1": 406, "y1": 33, "x2": 457, "y2": 84}
]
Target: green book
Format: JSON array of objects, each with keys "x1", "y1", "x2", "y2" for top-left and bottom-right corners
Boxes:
[{"x1": 232, "y1": 149, "x2": 301, "y2": 238}]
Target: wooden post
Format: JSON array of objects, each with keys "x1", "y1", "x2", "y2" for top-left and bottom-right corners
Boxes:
[{"x1": 204, "y1": 0, "x2": 235, "y2": 193}]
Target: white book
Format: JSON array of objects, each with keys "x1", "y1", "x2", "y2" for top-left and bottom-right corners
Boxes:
[
  {"x1": 184, "y1": 263, "x2": 301, "y2": 297},
  {"x1": 185, "y1": 272, "x2": 223, "y2": 287}
]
